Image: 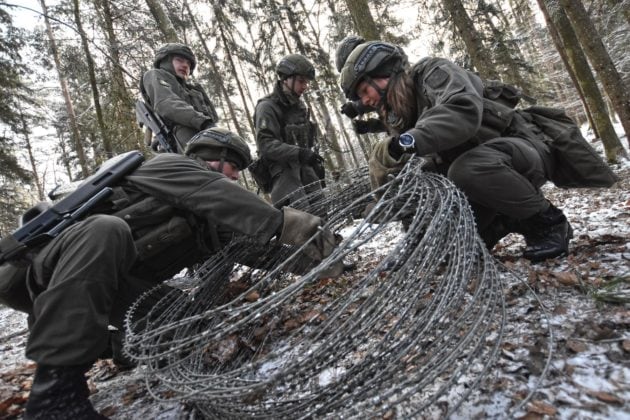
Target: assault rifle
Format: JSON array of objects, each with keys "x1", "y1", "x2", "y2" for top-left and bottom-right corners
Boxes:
[
  {"x1": 135, "y1": 100, "x2": 176, "y2": 153},
  {"x1": 0, "y1": 151, "x2": 145, "y2": 264}
]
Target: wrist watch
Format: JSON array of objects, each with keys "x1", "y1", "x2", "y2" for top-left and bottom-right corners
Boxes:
[{"x1": 398, "y1": 133, "x2": 416, "y2": 152}]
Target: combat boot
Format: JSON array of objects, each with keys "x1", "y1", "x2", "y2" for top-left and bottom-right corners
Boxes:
[
  {"x1": 24, "y1": 364, "x2": 108, "y2": 420},
  {"x1": 521, "y1": 204, "x2": 573, "y2": 262}
]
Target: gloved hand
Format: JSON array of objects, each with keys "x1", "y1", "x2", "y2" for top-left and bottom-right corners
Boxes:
[
  {"x1": 353, "y1": 118, "x2": 386, "y2": 135},
  {"x1": 340, "y1": 101, "x2": 360, "y2": 119},
  {"x1": 279, "y1": 207, "x2": 344, "y2": 278},
  {"x1": 387, "y1": 136, "x2": 406, "y2": 160},
  {"x1": 298, "y1": 148, "x2": 324, "y2": 166}
]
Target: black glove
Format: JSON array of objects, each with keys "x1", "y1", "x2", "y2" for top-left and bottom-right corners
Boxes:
[
  {"x1": 353, "y1": 118, "x2": 387, "y2": 135},
  {"x1": 387, "y1": 136, "x2": 405, "y2": 160},
  {"x1": 298, "y1": 148, "x2": 323, "y2": 166},
  {"x1": 340, "y1": 102, "x2": 360, "y2": 119}
]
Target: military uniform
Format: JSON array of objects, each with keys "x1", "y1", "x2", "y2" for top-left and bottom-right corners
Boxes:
[
  {"x1": 142, "y1": 45, "x2": 219, "y2": 153},
  {"x1": 341, "y1": 41, "x2": 615, "y2": 260},
  {"x1": 22, "y1": 153, "x2": 281, "y2": 366},
  {"x1": 388, "y1": 57, "x2": 557, "y2": 232},
  {"x1": 254, "y1": 81, "x2": 322, "y2": 207}
]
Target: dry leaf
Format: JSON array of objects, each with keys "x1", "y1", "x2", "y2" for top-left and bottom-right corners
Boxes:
[
  {"x1": 588, "y1": 390, "x2": 624, "y2": 405},
  {"x1": 245, "y1": 291, "x2": 260, "y2": 302},
  {"x1": 566, "y1": 339, "x2": 587, "y2": 353},
  {"x1": 622, "y1": 339, "x2": 630, "y2": 353},
  {"x1": 553, "y1": 271, "x2": 579, "y2": 286},
  {"x1": 527, "y1": 400, "x2": 557, "y2": 416}
]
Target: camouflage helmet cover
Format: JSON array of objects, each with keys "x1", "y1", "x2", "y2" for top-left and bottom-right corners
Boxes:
[
  {"x1": 153, "y1": 43, "x2": 197, "y2": 73},
  {"x1": 276, "y1": 54, "x2": 315, "y2": 80},
  {"x1": 185, "y1": 127, "x2": 252, "y2": 170},
  {"x1": 334, "y1": 35, "x2": 365, "y2": 72},
  {"x1": 339, "y1": 41, "x2": 407, "y2": 100}
]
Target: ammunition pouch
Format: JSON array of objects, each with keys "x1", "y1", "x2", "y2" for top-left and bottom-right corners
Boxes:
[
  {"x1": 248, "y1": 158, "x2": 273, "y2": 193},
  {"x1": 284, "y1": 122, "x2": 316, "y2": 148}
]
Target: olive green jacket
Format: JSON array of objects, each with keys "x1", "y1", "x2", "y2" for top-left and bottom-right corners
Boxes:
[{"x1": 142, "y1": 64, "x2": 219, "y2": 147}]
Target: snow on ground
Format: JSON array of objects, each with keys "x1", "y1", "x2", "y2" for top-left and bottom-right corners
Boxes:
[{"x1": 1, "y1": 134, "x2": 628, "y2": 419}]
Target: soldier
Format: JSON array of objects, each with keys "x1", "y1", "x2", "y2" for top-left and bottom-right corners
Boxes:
[
  {"x1": 339, "y1": 41, "x2": 615, "y2": 262},
  {"x1": 335, "y1": 36, "x2": 391, "y2": 136},
  {"x1": 253, "y1": 54, "x2": 325, "y2": 208},
  {"x1": 141, "y1": 43, "x2": 219, "y2": 153},
  {"x1": 4, "y1": 127, "x2": 340, "y2": 419}
]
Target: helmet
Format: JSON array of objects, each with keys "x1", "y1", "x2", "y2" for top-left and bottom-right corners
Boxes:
[
  {"x1": 335, "y1": 35, "x2": 365, "y2": 72},
  {"x1": 339, "y1": 41, "x2": 407, "y2": 100},
  {"x1": 276, "y1": 54, "x2": 315, "y2": 80},
  {"x1": 185, "y1": 127, "x2": 252, "y2": 170},
  {"x1": 153, "y1": 43, "x2": 197, "y2": 73}
]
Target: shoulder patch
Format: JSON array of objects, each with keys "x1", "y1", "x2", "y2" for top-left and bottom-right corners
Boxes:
[
  {"x1": 259, "y1": 118, "x2": 268, "y2": 130},
  {"x1": 425, "y1": 66, "x2": 449, "y2": 89},
  {"x1": 158, "y1": 79, "x2": 171, "y2": 87}
]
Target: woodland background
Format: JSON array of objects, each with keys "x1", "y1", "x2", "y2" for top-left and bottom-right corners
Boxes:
[{"x1": 0, "y1": 0, "x2": 629, "y2": 236}]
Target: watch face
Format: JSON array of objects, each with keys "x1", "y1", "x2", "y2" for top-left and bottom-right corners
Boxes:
[{"x1": 399, "y1": 134, "x2": 414, "y2": 148}]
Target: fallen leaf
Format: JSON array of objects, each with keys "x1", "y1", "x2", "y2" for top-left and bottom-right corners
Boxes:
[
  {"x1": 245, "y1": 290, "x2": 260, "y2": 302},
  {"x1": 587, "y1": 390, "x2": 624, "y2": 405},
  {"x1": 566, "y1": 339, "x2": 588, "y2": 353},
  {"x1": 553, "y1": 271, "x2": 579, "y2": 286},
  {"x1": 527, "y1": 400, "x2": 557, "y2": 416},
  {"x1": 622, "y1": 339, "x2": 630, "y2": 353}
]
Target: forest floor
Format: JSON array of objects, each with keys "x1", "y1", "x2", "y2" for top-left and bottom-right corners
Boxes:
[{"x1": 1, "y1": 138, "x2": 629, "y2": 419}]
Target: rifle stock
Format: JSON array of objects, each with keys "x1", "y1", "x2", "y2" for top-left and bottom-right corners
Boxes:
[
  {"x1": 0, "y1": 151, "x2": 145, "y2": 264},
  {"x1": 135, "y1": 100, "x2": 175, "y2": 153}
]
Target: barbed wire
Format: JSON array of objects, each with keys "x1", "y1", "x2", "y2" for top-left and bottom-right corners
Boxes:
[{"x1": 124, "y1": 158, "x2": 551, "y2": 418}]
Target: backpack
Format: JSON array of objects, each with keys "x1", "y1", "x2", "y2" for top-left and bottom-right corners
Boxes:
[{"x1": 523, "y1": 106, "x2": 618, "y2": 188}]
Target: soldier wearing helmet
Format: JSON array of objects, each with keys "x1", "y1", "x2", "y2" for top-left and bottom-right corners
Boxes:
[
  {"x1": 10, "y1": 126, "x2": 343, "y2": 418},
  {"x1": 339, "y1": 41, "x2": 604, "y2": 262},
  {"x1": 252, "y1": 54, "x2": 325, "y2": 209},
  {"x1": 335, "y1": 36, "x2": 393, "y2": 136},
  {"x1": 141, "y1": 43, "x2": 219, "y2": 153}
]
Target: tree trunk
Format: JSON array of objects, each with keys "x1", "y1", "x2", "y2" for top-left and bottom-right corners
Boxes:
[
  {"x1": 145, "y1": 0, "x2": 179, "y2": 42},
  {"x1": 39, "y1": 0, "x2": 89, "y2": 178},
  {"x1": 93, "y1": 0, "x2": 145, "y2": 153},
  {"x1": 343, "y1": 0, "x2": 380, "y2": 40},
  {"x1": 558, "y1": 0, "x2": 630, "y2": 145},
  {"x1": 72, "y1": 0, "x2": 111, "y2": 161},
  {"x1": 282, "y1": 0, "x2": 347, "y2": 171},
  {"x1": 215, "y1": 7, "x2": 255, "y2": 134},
  {"x1": 19, "y1": 110, "x2": 44, "y2": 200},
  {"x1": 539, "y1": 0, "x2": 625, "y2": 161},
  {"x1": 441, "y1": 0, "x2": 499, "y2": 80}
]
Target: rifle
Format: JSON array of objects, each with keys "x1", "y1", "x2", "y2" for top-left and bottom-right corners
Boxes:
[
  {"x1": 135, "y1": 100, "x2": 176, "y2": 153},
  {"x1": 0, "y1": 151, "x2": 145, "y2": 264}
]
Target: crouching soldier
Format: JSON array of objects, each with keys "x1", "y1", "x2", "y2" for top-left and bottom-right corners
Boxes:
[{"x1": 0, "y1": 127, "x2": 341, "y2": 419}]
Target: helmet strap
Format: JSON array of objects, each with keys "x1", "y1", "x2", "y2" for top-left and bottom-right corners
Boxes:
[{"x1": 364, "y1": 76, "x2": 389, "y2": 109}]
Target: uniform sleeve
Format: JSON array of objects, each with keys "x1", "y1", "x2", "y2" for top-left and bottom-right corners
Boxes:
[
  {"x1": 125, "y1": 154, "x2": 283, "y2": 243},
  {"x1": 406, "y1": 58, "x2": 484, "y2": 156},
  {"x1": 142, "y1": 69, "x2": 212, "y2": 130},
  {"x1": 254, "y1": 100, "x2": 301, "y2": 163}
]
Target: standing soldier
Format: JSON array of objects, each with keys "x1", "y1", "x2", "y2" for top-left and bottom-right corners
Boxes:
[
  {"x1": 141, "y1": 43, "x2": 219, "y2": 153},
  {"x1": 253, "y1": 54, "x2": 325, "y2": 208}
]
